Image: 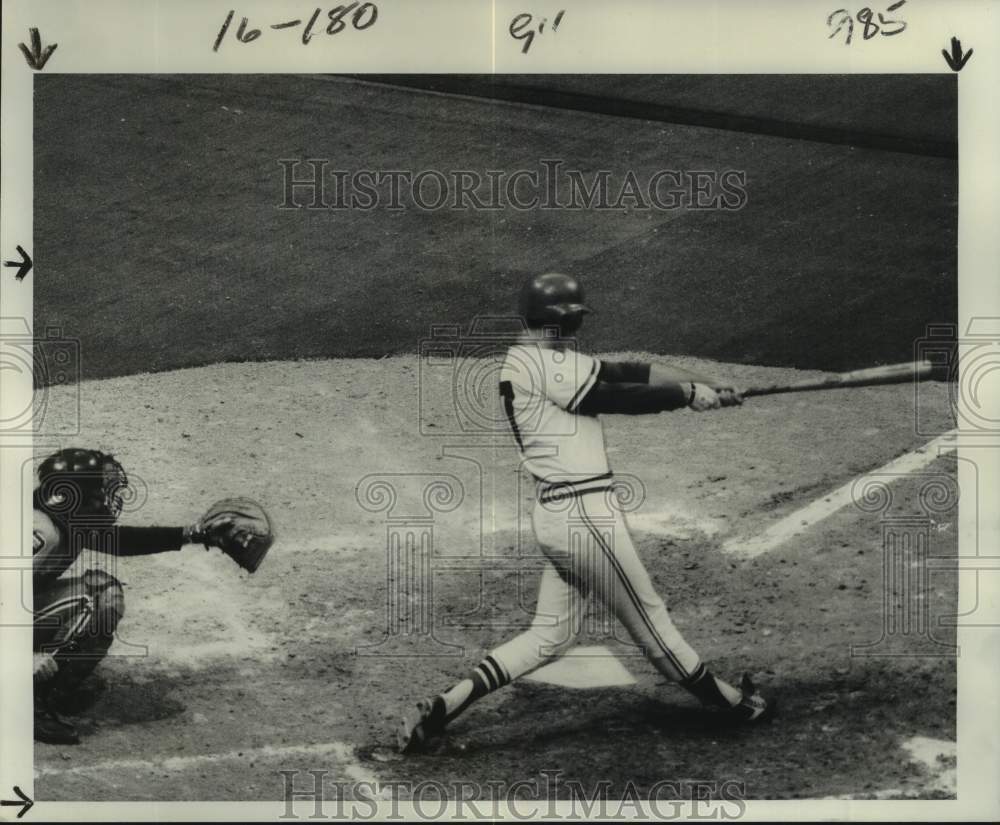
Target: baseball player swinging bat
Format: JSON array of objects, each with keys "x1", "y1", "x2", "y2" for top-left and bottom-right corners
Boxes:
[
  {"x1": 743, "y1": 360, "x2": 941, "y2": 398},
  {"x1": 395, "y1": 276, "x2": 948, "y2": 753}
]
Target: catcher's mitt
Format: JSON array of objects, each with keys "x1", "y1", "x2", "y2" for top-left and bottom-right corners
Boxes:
[{"x1": 190, "y1": 497, "x2": 274, "y2": 573}]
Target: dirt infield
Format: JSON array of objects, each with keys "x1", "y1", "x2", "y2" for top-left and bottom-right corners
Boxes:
[{"x1": 32, "y1": 355, "x2": 958, "y2": 800}]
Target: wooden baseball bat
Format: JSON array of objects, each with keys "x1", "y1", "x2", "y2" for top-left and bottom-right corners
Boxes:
[{"x1": 743, "y1": 360, "x2": 938, "y2": 398}]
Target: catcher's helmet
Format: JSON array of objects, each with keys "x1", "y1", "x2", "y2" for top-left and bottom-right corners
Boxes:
[
  {"x1": 517, "y1": 272, "x2": 593, "y2": 329},
  {"x1": 37, "y1": 448, "x2": 128, "y2": 520}
]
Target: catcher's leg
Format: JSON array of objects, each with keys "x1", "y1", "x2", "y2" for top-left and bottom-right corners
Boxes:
[
  {"x1": 34, "y1": 570, "x2": 124, "y2": 742},
  {"x1": 34, "y1": 577, "x2": 93, "y2": 744},
  {"x1": 42, "y1": 569, "x2": 124, "y2": 692}
]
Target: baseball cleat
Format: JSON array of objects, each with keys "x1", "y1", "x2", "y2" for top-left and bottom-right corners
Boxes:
[
  {"x1": 728, "y1": 673, "x2": 773, "y2": 723},
  {"x1": 397, "y1": 696, "x2": 447, "y2": 753}
]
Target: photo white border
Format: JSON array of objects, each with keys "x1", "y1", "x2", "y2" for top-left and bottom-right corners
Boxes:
[{"x1": 2, "y1": 0, "x2": 997, "y2": 820}]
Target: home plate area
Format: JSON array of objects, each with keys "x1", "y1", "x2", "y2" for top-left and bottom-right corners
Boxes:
[
  {"x1": 31, "y1": 361, "x2": 958, "y2": 801},
  {"x1": 525, "y1": 646, "x2": 638, "y2": 689}
]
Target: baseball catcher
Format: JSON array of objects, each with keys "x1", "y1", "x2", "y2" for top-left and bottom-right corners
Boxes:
[
  {"x1": 397, "y1": 272, "x2": 768, "y2": 753},
  {"x1": 32, "y1": 448, "x2": 274, "y2": 745}
]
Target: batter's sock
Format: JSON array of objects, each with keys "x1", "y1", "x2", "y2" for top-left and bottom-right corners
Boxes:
[
  {"x1": 436, "y1": 655, "x2": 511, "y2": 724},
  {"x1": 680, "y1": 663, "x2": 742, "y2": 708}
]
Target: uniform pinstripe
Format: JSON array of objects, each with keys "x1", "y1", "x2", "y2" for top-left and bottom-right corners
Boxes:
[{"x1": 490, "y1": 341, "x2": 703, "y2": 684}]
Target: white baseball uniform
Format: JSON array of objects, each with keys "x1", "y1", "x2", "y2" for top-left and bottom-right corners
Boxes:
[{"x1": 491, "y1": 341, "x2": 702, "y2": 684}]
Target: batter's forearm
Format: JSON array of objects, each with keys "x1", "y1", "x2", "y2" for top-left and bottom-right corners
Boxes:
[
  {"x1": 597, "y1": 361, "x2": 651, "y2": 383},
  {"x1": 650, "y1": 363, "x2": 723, "y2": 388},
  {"x1": 602, "y1": 360, "x2": 719, "y2": 387},
  {"x1": 577, "y1": 381, "x2": 690, "y2": 415}
]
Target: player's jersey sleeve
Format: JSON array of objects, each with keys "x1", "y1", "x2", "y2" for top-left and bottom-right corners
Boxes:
[
  {"x1": 501, "y1": 345, "x2": 601, "y2": 412},
  {"x1": 539, "y1": 348, "x2": 601, "y2": 412},
  {"x1": 500, "y1": 345, "x2": 611, "y2": 478}
]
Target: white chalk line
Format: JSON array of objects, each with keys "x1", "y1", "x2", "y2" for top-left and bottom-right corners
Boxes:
[
  {"x1": 35, "y1": 740, "x2": 385, "y2": 791},
  {"x1": 724, "y1": 431, "x2": 958, "y2": 559},
  {"x1": 821, "y1": 735, "x2": 956, "y2": 799}
]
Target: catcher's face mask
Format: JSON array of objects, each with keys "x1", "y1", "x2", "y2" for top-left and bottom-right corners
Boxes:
[
  {"x1": 38, "y1": 449, "x2": 129, "y2": 520},
  {"x1": 100, "y1": 460, "x2": 129, "y2": 519}
]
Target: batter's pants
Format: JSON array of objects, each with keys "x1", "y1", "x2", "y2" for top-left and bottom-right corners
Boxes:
[{"x1": 491, "y1": 476, "x2": 702, "y2": 683}]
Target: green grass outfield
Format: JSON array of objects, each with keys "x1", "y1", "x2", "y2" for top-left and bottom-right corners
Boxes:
[{"x1": 34, "y1": 74, "x2": 956, "y2": 382}]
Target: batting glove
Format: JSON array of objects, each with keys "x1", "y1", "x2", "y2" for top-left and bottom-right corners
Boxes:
[
  {"x1": 716, "y1": 387, "x2": 744, "y2": 407},
  {"x1": 688, "y1": 383, "x2": 721, "y2": 411}
]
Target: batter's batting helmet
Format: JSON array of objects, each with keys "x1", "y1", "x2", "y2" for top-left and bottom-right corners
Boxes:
[
  {"x1": 37, "y1": 448, "x2": 129, "y2": 520},
  {"x1": 518, "y1": 272, "x2": 593, "y2": 328}
]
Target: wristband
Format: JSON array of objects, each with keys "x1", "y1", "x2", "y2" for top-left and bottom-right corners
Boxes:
[{"x1": 687, "y1": 382, "x2": 697, "y2": 406}]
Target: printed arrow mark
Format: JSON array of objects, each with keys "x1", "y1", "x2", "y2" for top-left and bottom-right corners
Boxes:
[
  {"x1": 18, "y1": 28, "x2": 58, "y2": 71},
  {"x1": 4, "y1": 246, "x2": 32, "y2": 281},
  {"x1": 942, "y1": 36, "x2": 973, "y2": 71},
  {"x1": 0, "y1": 786, "x2": 34, "y2": 819}
]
